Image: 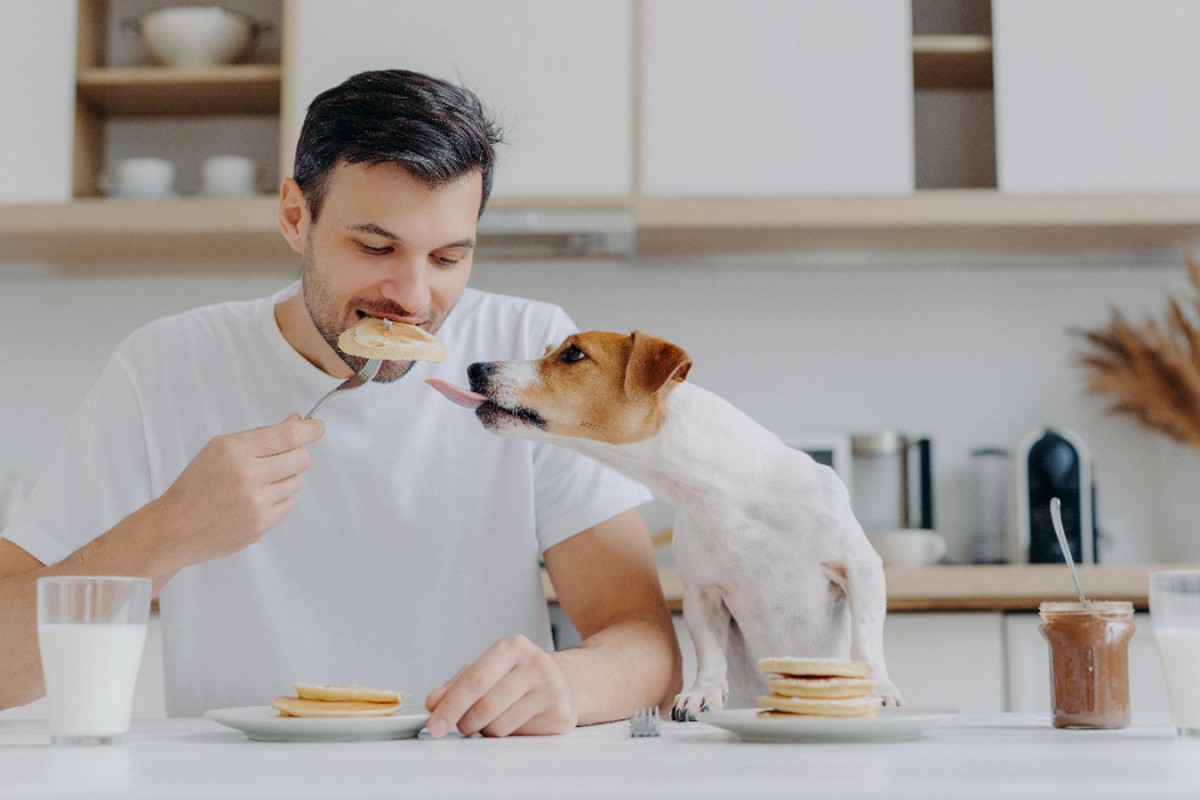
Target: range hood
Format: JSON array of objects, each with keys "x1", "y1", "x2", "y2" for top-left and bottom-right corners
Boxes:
[{"x1": 475, "y1": 207, "x2": 635, "y2": 259}]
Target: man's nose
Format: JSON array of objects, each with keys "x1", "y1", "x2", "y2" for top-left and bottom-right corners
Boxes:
[{"x1": 380, "y1": 261, "x2": 432, "y2": 313}]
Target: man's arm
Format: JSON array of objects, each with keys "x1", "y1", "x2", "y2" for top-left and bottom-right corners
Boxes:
[
  {"x1": 0, "y1": 415, "x2": 323, "y2": 710},
  {"x1": 424, "y1": 508, "x2": 681, "y2": 737}
]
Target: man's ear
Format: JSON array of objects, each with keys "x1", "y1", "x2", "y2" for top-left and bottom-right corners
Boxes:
[
  {"x1": 278, "y1": 178, "x2": 309, "y2": 256},
  {"x1": 624, "y1": 330, "x2": 692, "y2": 401}
]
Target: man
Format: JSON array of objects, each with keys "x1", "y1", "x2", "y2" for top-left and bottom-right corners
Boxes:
[{"x1": 0, "y1": 70, "x2": 680, "y2": 738}]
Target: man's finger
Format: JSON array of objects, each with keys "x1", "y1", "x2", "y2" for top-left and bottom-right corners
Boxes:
[
  {"x1": 456, "y1": 671, "x2": 532, "y2": 737},
  {"x1": 241, "y1": 416, "x2": 324, "y2": 457},
  {"x1": 262, "y1": 473, "x2": 305, "y2": 507},
  {"x1": 426, "y1": 643, "x2": 519, "y2": 738},
  {"x1": 424, "y1": 666, "x2": 467, "y2": 711},
  {"x1": 480, "y1": 691, "x2": 550, "y2": 738},
  {"x1": 255, "y1": 446, "x2": 313, "y2": 485}
]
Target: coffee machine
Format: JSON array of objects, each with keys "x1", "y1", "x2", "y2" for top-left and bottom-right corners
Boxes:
[
  {"x1": 850, "y1": 430, "x2": 934, "y2": 536},
  {"x1": 1014, "y1": 426, "x2": 1096, "y2": 564}
]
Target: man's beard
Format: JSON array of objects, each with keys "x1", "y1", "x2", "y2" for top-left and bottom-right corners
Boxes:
[{"x1": 300, "y1": 243, "x2": 445, "y2": 384}]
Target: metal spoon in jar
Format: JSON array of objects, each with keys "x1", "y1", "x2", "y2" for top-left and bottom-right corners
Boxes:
[{"x1": 1050, "y1": 497, "x2": 1089, "y2": 606}]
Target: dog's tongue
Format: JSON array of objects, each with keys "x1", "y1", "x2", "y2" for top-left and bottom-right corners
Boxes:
[{"x1": 426, "y1": 378, "x2": 487, "y2": 410}]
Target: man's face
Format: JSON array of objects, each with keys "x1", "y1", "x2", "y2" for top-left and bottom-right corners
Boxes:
[{"x1": 300, "y1": 161, "x2": 481, "y2": 383}]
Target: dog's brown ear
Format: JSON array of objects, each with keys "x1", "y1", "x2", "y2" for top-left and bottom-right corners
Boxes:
[{"x1": 624, "y1": 330, "x2": 692, "y2": 400}]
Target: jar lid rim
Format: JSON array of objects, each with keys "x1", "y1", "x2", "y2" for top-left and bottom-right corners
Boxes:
[{"x1": 1039, "y1": 600, "x2": 1134, "y2": 613}]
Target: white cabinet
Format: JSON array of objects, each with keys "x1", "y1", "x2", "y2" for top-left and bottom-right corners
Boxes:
[
  {"x1": 1005, "y1": 612, "x2": 1170, "y2": 716},
  {"x1": 640, "y1": 0, "x2": 913, "y2": 196},
  {"x1": 289, "y1": 0, "x2": 634, "y2": 199},
  {"x1": 0, "y1": 1, "x2": 77, "y2": 203},
  {"x1": 883, "y1": 612, "x2": 1007, "y2": 712},
  {"x1": 992, "y1": 0, "x2": 1200, "y2": 193},
  {"x1": 568, "y1": 608, "x2": 1172, "y2": 716}
]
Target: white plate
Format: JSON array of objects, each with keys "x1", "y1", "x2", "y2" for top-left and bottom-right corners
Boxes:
[
  {"x1": 698, "y1": 707, "x2": 957, "y2": 743},
  {"x1": 204, "y1": 706, "x2": 429, "y2": 743}
]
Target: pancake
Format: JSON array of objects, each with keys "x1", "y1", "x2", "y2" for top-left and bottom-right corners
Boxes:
[
  {"x1": 767, "y1": 676, "x2": 876, "y2": 699},
  {"x1": 337, "y1": 317, "x2": 445, "y2": 362},
  {"x1": 293, "y1": 682, "x2": 408, "y2": 704},
  {"x1": 757, "y1": 694, "x2": 883, "y2": 718},
  {"x1": 758, "y1": 657, "x2": 872, "y2": 679},
  {"x1": 272, "y1": 696, "x2": 402, "y2": 718}
]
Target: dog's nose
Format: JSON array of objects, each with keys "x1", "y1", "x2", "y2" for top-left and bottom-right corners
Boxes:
[{"x1": 468, "y1": 361, "x2": 494, "y2": 392}]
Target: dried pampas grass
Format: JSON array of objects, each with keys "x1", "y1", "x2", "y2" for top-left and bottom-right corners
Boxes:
[{"x1": 1076, "y1": 253, "x2": 1200, "y2": 451}]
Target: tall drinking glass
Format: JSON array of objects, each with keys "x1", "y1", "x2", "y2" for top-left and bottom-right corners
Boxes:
[
  {"x1": 36, "y1": 576, "x2": 152, "y2": 745},
  {"x1": 1148, "y1": 570, "x2": 1200, "y2": 737}
]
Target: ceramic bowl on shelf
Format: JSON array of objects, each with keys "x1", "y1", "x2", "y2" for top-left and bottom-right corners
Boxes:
[
  {"x1": 100, "y1": 157, "x2": 177, "y2": 199},
  {"x1": 128, "y1": 6, "x2": 262, "y2": 68}
]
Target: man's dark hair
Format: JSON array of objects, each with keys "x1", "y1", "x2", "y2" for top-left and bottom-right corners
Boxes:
[{"x1": 293, "y1": 69, "x2": 503, "y2": 221}]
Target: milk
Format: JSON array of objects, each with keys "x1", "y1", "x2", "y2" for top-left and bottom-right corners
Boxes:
[
  {"x1": 1155, "y1": 628, "x2": 1200, "y2": 730},
  {"x1": 38, "y1": 623, "x2": 147, "y2": 737}
]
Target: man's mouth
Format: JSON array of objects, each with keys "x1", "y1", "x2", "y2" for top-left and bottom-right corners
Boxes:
[{"x1": 356, "y1": 309, "x2": 423, "y2": 327}]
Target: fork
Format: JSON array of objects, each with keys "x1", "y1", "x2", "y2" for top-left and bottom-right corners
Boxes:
[
  {"x1": 304, "y1": 358, "x2": 382, "y2": 418},
  {"x1": 630, "y1": 706, "x2": 661, "y2": 738}
]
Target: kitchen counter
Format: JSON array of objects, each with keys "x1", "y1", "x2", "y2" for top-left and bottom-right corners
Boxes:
[
  {"x1": 543, "y1": 563, "x2": 1196, "y2": 612},
  {"x1": 3, "y1": 713, "x2": 1196, "y2": 799}
]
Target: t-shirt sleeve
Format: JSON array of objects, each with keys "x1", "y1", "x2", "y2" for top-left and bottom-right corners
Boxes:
[
  {"x1": 1, "y1": 350, "x2": 153, "y2": 566},
  {"x1": 527, "y1": 306, "x2": 654, "y2": 552},
  {"x1": 532, "y1": 442, "x2": 653, "y2": 553}
]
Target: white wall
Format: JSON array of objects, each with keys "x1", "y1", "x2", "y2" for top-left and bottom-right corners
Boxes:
[{"x1": 2, "y1": 250, "x2": 1198, "y2": 564}]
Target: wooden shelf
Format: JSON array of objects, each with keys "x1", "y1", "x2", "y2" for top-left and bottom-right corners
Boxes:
[
  {"x1": 546, "y1": 563, "x2": 1191, "y2": 613},
  {"x1": 4, "y1": 191, "x2": 1199, "y2": 264},
  {"x1": 913, "y1": 34, "x2": 993, "y2": 90},
  {"x1": 76, "y1": 65, "x2": 282, "y2": 115},
  {"x1": 0, "y1": 196, "x2": 291, "y2": 263},
  {"x1": 635, "y1": 190, "x2": 1200, "y2": 253}
]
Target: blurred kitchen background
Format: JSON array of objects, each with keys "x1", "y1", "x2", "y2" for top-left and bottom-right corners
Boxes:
[{"x1": 4, "y1": 0, "x2": 1200, "y2": 570}]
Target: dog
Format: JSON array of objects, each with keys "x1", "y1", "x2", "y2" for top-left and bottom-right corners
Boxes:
[{"x1": 428, "y1": 330, "x2": 902, "y2": 719}]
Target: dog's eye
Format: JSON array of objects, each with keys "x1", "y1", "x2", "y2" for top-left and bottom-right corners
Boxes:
[{"x1": 559, "y1": 344, "x2": 587, "y2": 364}]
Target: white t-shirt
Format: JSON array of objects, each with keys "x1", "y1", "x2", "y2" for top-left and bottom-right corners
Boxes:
[{"x1": 4, "y1": 284, "x2": 651, "y2": 716}]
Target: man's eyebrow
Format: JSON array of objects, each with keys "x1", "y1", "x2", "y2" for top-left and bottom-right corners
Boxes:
[
  {"x1": 346, "y1": 222, "x2": 475, "y2": 250},
  {"x1": 348, "y1": 222, "x2": 400, "y2": 240}
]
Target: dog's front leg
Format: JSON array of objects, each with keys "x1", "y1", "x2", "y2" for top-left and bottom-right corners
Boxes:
[{"x1": 673, "y1": 584, "x2": 731, "y2": 721}]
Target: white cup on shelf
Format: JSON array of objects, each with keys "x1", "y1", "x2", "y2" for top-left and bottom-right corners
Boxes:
[
  {"x1": 200, "y1": 155, "x2": 258, "y2": 197},
  {"x1": 101, "y1": 158, "x2": 176, "y2": 199},
  {"x1": 870, "y1": 529, "x2": 947, "y2": 567}
]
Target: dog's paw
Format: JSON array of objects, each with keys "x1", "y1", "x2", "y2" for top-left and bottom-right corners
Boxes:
[
  {"x1": 671, "y1": 683, "x2": 728, "y2": 722},
  {"x1": 876, "y1": 680, "x2": 904, "y2": 708}
]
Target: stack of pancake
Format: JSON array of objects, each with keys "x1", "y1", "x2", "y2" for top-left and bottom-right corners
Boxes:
[
  {"x1": 757, "y1": 657, "x2": 882, "y2": 719},
  {"x1": 272, "y1": 682, "x2": 409, "y2": 718}
]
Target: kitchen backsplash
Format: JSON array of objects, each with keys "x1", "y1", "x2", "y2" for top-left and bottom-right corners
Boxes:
[{"x1": 2, "y1": 251, "x2": 1197, "y2": 564}]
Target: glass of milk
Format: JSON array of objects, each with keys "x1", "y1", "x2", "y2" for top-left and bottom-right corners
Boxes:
[
  {"x1": 36, "y1": 576, "x2": 152, "y2": 745},
  {"x1": 1149, "y1": 570, "x2": 1200, "y2": 738}
]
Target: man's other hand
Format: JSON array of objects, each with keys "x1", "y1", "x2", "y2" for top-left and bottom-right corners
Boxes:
[{"x1": 424, "y1": 634, "x2": 578, "y2": 737}]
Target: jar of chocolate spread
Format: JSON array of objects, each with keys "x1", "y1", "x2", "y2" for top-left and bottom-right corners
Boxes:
[{"x1": 1039, "y1": 601, "x2": 1135, "y2": 729}]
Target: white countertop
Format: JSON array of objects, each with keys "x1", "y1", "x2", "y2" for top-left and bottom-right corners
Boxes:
[{"x1": 3, "y1": 712, "x2": 1197, "y2": 799}]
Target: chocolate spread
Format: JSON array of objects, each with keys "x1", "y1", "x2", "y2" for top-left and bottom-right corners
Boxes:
[{"x1": 1039, "y1": 601, "x2": 1135, "y2": 729}]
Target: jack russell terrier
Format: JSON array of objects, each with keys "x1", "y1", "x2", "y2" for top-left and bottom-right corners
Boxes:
[{"x1": 428, "y1": 330, "x2": 902, "y2": 719}]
